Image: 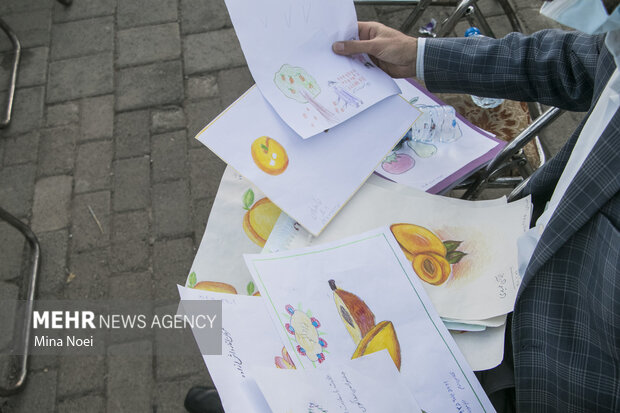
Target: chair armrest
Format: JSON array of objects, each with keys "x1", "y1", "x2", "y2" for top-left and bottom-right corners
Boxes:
[{"x1": 483, "y1": 107, "x2": 563, "y2": 175}]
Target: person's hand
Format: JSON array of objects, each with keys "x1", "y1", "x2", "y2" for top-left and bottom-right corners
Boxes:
[{"x1": 332, "y1": 21, "x2": 418, "y2": 78}]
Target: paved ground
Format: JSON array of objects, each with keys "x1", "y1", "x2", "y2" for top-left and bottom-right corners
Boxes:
[{"x1": 0, "y1": 0, "x2": 586, "y2": 411}]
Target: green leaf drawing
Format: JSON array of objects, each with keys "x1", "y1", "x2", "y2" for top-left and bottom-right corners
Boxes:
[
  {"x1": 260, "y1": 143, "x2": 269, "y2": 153},
  {"x1": 306, "y1": 309, "x2": 312, "y2": 318},
  {"x1": 242, "y1": 188, "x2": 254, "y2": 210},
  {"x1": 246, "y1": 281, "x2": 255, "y2": 295},
  {"x1": 446, "y1": 251, "x2": 467, "y2": 265},
  {"x1": 188, "y1": 272, "x2": 197, "y2": 288},
  {"x1": 443, "y1": 240, "x2": 463, "y2": 253}
]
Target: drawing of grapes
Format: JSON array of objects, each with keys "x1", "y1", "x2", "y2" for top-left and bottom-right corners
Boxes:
[{"x1": 274, "y1": 64, "x2": 337, "y2": 123}]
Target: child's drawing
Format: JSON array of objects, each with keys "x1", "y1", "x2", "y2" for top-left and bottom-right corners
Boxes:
[
  {"x1": 379, "y1": 100, "x2": 463, "y2": 176},
  {"x1": 283, "y1": 304, "x2": 328, "y2": 364},
  {"x1": 390, "y1": 224, "x2": 466, "y2": 286},
  {"x1": 329, "y1": 280, "x2": 401, "y2": 371},
  {"x1": 251, "y1": 136, "x2": 289, "y2": 176},
  {"x1": 241, "y1": 189, "x2": 282, "y2": 248},
  {"x1": 274, "y1": 346, "x2": 296, "y2": 369},
  {"x1": 274, "y1": 64, "x2": 337, "y2": 123},
  {"x1": 381, "y1": 152, "x2": 415, "y2": 175},
  {"x1": 410, "y1": 103, "x2": 463, "y2": 144},
  {"x1": 408, "y1": 140, "x2": 437, "y2": 158},
  {"x1": 187, "y1": 271, "x2": 238, "y2": 294},
  {"x1": 328, "y1": 80, "x2": 363, "y2": 109}
]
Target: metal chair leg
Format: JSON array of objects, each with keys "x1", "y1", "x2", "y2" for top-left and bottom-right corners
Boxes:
[
  {"x1": 0, "y1": 207, "x2": 40, "y2": 396},
  {"x1": 436, "y1": 0, "x2": 477, "y2": 37},
  {"x1": 399, "y1": 0, "x2": 434, "y2": 33},
  {"x1": 0, "y1": 18, "x2": 21, "y2": 129}
]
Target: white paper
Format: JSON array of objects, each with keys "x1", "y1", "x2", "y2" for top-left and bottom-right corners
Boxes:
[
  {"x1": 375, "y1": 79, "x2": 501, "y2": 192},
  {"x1": 254, "y1": 351, "x2": 422, "y2": 413},
  {"x1": 451, "y1": 325, "x2": 506, "y2": 371},
  {"x1": 263, "y1": 177, "x2": 532, "y2": 320},
  {"x1": 196, "y1": 86, "x2": 420, "y2": 236},
  {"x1": 225, "y1": 0, "x2": 401, "y2": 138},
  {"x1": 244, "y1": 228, "x2": 496, "y2": 412},
  {"x1": 177, "y1": 286, "x2": 296, "y2": 413},
  {"x1": 186, "y1": 167, "x2": 273, "y2": 295}
]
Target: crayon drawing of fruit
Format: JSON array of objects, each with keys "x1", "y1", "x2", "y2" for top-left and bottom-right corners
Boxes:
[
  {"x1": 241, "y1": 189, "x2": 281, "y2": 248},
  {"x1": 390, "y1": 224, "x2": 466, "y2": 286},
  {"x1": 187, "y1": 272, "x2": 238, "y2": 294},
  {"x1": 329, "y1": 279, "x2": 375, "y2": 345},
  {"x1": 352, "y1": 320, "x2": 401, "y2": 371},
  {"x1": 251, "y1": 136, "x2": 289, "y2": 175},
  {"x1": 381, "y1": 152, "x2": 415, "y2": 175},
  {"x1": 274, "y1": 346, "x2": 296, "y2": 369},
  {"x1": 329, "y1": 280, "x2": 401, "y2": 370},
  {"x1": 283, "y1": 304, "x2": 327, "y2": 365}
]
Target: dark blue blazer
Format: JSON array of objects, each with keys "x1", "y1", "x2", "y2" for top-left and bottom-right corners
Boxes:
[{"x1": 423, "y1": 30, "x2": 620, "y2": 411}]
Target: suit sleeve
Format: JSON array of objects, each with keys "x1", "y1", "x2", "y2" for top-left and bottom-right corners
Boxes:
[{"x1": 422, "y1": 29, "x2": 604, "y2": 111}]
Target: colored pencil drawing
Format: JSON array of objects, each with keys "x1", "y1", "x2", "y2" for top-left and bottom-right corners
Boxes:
[
  {"x1": 390, "y1": 224, "x2": 466, "y2": 286},
  {"x1": 274, "y1": 64, "x2": 337, "y2": 123},
  {"x1": 380, "y1": 100, "x2": 464, "y2": 176},
  {"x1": 241, "y1": 189, "x2": 282, "y2": 248},
  {"x1": 329, "y1": 280, "x2": 401, "y2": 370},
  {"x1": 283, "y1": 304, "x2": 328, "y2": 365},
  {"x1": 251, "y1": 136, "x2": 289, "y2": 176},
  {"x1": 274, "y1": 346, "x2": 297, "y2": 369},
  {"x1": 187, "y1": 271, "x2": 238, "y2": 294},
  {"x1": 381, "y1": 152, "x2": 415, "y2": 174}
]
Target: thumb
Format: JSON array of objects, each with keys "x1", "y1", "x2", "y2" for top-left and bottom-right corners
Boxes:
[{"x1": 332, "y1": 40, "x2": 375, "y2": 56}]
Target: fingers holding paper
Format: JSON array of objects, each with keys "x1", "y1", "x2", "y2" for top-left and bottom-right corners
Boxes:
[{"x1": 332, "y1": 21, "x2": 418, "y2": 78}]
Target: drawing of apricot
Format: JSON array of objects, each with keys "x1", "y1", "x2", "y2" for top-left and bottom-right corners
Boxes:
[
  {"x1": 390, "y1": 224, "x2": 447, "y2": 261},
  {"x1": 193, "y1": 281, "x2": 238, "y2": 294},
  {"x1": 251, "y1": 136, "x2": 289, "y2": 175},
  {"x1": 412, "y1": 253, "x2": 451, "y2": 286},
  {"x1": 242, "y1": 197, "x2": 281, "y2": 247}
]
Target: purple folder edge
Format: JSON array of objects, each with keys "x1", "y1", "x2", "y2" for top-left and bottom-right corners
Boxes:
[{"x1": 374, "y1": 78, "x2": 506, "y2": 195}]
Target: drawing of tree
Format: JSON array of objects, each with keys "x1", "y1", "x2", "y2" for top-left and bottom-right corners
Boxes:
[{"x1": 274, "y1": 64, "x2": 337, "y2": 123}]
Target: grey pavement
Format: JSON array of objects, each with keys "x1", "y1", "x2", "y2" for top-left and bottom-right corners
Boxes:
[{"x1": 0, "y1": 0, "x2": 584, "y2": 411}]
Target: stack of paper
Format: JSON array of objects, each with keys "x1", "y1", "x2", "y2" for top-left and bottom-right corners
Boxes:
[{"x1": 181, "y1": 0, "x2": 528, "y2": 410}]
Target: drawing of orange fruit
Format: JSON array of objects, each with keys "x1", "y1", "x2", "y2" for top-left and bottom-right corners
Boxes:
[
  {"x1": 242, "y1": 197, "x2": 281, "y2": 247},
  {"x1": 251, "y1": 136, "x2": 289, "y2": 175},
  {"x1": 193, "y1": 281, "x2": 238, "y2": 294},
  {"x1": 390, "y1": 224, "x2": 466, "y2": 286},
  {"x1": 352, "y1": 321, "x2": 401, "y2": 371}
]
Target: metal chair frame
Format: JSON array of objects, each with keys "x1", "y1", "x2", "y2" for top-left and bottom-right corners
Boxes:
[
  {"x1": 0, "y1": 207, "x2": 41, "y2": 397},
  {"x1": 0, "y1": 18, "x2": 21, "y2": 129},
  {"x1": 454, "y1": 107, "x2": 564, "y2": 199},
  {"x1": 354, "y1": 0, "x2": 523, "y2": 37}
]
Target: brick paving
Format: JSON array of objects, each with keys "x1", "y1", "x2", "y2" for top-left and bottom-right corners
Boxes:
[{"x1": 0, "y1": 0, "x2": 585, "y2": 411}]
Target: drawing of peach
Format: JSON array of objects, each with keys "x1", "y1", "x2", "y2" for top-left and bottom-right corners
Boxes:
[
  {"x1": 242, "y1": 197, "x2": 281, "y2": 248},
  {"x1": 390, "y1": 224, "x2": 466, "y2": 286},
  {"x1": 251, "y1": 136, "x2": 288, "y2": 175},
  {"x1": 193, "y1": 281, "x2": 238, "y2": 294}
]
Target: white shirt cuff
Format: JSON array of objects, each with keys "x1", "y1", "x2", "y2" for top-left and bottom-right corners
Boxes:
[{"x1": 416, "y1": 37, "x2": 426, "y2": 82}]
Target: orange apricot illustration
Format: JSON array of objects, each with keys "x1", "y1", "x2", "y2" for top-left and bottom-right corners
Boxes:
[
  {"x1": 251, "y1": 136, "x2": 289, "y2": 175},
  {"x1": 390, "y1": 223, "x2": 465, "y2": 286},
  {"x1": 242, "y1": 197, "x2": 281, "y2": 248}
]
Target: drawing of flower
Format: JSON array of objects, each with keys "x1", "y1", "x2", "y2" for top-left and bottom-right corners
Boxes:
[{"x1": 283, "y1": 304, "x2": 327, "y2": 365}]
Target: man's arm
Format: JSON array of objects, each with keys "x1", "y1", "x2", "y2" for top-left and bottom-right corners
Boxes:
[
  {"x1": 334, "y1": 24, "x2": 604, "y2": 112},
  {"x1": 423, "y1": 29, "x2": 604, "y2": 111}
]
